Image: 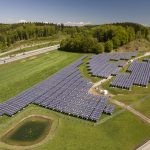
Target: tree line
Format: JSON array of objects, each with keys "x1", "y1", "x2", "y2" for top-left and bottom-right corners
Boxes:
[
  {"x1": 0, "y1": 22, "x2": 81, "y2": 51},
  {"x1": 0, "y1": 22, "x2": 149, "y2": 53},
  {"x1": 60, "y1": 23, "x2": 150, "y2": 53}
]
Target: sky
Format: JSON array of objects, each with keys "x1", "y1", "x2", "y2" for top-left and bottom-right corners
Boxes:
[{"x1": 0, "y1": 0, "x2": 150, "y2": 25}]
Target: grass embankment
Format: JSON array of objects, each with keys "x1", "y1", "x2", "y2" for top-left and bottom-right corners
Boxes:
[
  {"x1": 0, "y1": 41, "x2": 60, "y2": 58},
  {"x1": 2, "y1": 116, "x2": 52, "y2": 146},
  {"x1": 0, "y1": 51, "x2": 149, "y2": 150},
  {"x1": 0, "y1": 34, "x2": 66, "y2": 53}
]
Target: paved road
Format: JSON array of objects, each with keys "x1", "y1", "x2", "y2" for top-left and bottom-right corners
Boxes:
[
  {"x1": 0, "y1": 41, "x2": 54, "y2": 57},
  {"x1": 0, "y1": 44, "x2": 60, "y2": 65},
  {"x1": 137, "y1": 140, "x2": 150, "y2": 150}
]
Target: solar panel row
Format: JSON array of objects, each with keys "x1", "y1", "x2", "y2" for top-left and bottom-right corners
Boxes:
[
  {"x1": 143, "y1": 58, "x2": 150, "y2": 62},
  {"x1": 0, "y1": 55, "x2": 114, "y2": 122},
  {"x1": 110, "y1": 59, "x2": 150, "y2": 90},
  {"x1": 87, "y1": 52, "x2": 137, "y2": 78},
  {"x1": 103, "y1": 105, "x2": 115, "y2": 115}
]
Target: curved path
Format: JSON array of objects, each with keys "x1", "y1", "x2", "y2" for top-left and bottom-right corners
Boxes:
[
  {"x1": 111, "y1": 99, "x2": 150, "y2": 124},
  {"x1": 130, "y1": 52, "x2": 150, "y2": 62},
  {"x1": 136, "y1": 140, "x2": 150, "y2": 150},
  {"x1": 90, "y1": 52, "x2": 150, "y2": 150},
  {"x1": 89, "y1": 52, "x2": 150, "y2": 94}
]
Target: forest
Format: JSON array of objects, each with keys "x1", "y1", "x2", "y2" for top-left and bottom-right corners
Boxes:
[
  {"x1": 0, "y1": 22, "x2": 79, "y2": 51},
  {"x1": 0, "y1": 22, "x2": 149, "y2": 53},
  {"x1": 60, "y1": 23, "x2": 150, "y2": 53}
]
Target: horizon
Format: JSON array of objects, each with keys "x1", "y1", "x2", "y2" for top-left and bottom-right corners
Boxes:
[
  {"x1": 0, "y1": 0, "x2": 150, "y2": 26},
  {"x1": 0, "y1": 21, "x2": 149, "y2": 28}
]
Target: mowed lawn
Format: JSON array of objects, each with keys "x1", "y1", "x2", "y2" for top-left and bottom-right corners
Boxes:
[
  {"x1": 133, "y1": 97, "x2": 150, "y2": 118},
  {"x1": 0, "y1": 51, "x2": 150, "y2": 150},
  {"x1": 38, "y1": 112, "x2": 150, "y2": 150},
  {"x1": 0, "y1": 50, "x2": 82, "y2": 102}
]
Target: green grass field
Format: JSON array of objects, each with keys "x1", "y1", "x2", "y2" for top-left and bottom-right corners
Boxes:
[
  {"x1": 0, "y1": 105, "x2": 149, "y2": 150},
  {"x1": 79, "y1": 55, "x2": 101, "y2": 83},
  {"x1": 0, "y1": 50, "x2": 82, "y2": 103},
  {"x1": 0, "y1": 50, "x2": 150, "y2": 150},
  {"x1": 132, "y1": 96, "x2": 150, "y2": 118}
]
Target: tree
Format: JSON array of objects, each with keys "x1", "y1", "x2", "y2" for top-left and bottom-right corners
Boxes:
[
  {"x1": 96, "y1": 43, "x2": 104, "y2": 53},
  {"x1": 112, "y1": 37, "x2": 121, "y2": 49},
  {"x1": 60, "y1": 34, "x2": 102, "y2": 53},
  {"x1": 105, "y1": 40, "x2": 113, "y2": 52}
]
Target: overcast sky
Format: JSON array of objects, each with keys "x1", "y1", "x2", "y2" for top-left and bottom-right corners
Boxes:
[{"x1": 0, "y1": 0, "x2": 150, "y2": 25}]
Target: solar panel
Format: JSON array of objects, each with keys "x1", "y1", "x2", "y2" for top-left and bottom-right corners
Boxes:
[
  {"x1": 87, "y1": 52, "x2": 137, "y2": 78},
  {"x1": 0, "y1": 55, "x2": 114, "y2": 122},
  {"x1": 110, "y1": 59, "x2": 150, "y2": 90}
]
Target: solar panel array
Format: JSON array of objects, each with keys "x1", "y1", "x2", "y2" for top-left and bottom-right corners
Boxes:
[
  {"x1": 0, "y1": 55, "x2": 114, "y2": 122},
  {"x1": 87, "y1": 52, "x2": 137, "y2": 78},
  {"x1": 110, "y1": 59, "x2": 150, "y2": 90},
  {"x1": 143, "y1": 58, "x2": 150, "y2": 62},
  {"x1": 103, "y1": 105, "x2": 115, "y2": 115}
]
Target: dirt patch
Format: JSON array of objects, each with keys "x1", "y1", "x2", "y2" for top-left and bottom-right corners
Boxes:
[{"x1": 88, "y1": 87, "x2": 100, "y2": 95}]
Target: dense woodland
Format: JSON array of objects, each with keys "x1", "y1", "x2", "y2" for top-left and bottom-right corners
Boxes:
[
  {"x1": 0, "y1": 22, "x2": 79, "y2": 51},
  {"x1": 0, "y1": 22, "x2": 150, "y2": 53},
  {"x1": 61, "y1": 23, "x2": 150, "y2": 53}
]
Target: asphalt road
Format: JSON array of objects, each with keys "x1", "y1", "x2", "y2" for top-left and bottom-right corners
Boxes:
[
  {"x1": 0, "y1": 41, "x2": 52, "y2": 57},
  {"x1": 0, "y1": 44, "x2": 60, "y2": 65}
]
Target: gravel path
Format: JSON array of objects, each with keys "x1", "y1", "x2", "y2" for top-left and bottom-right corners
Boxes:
[
  {"x1": 136, "y1": 140, "x2": 150, "y2": 150},
  {"x1": 111, "y1": 99, "x2": 150, "y2": 124}
]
